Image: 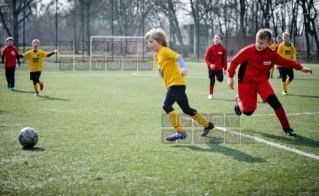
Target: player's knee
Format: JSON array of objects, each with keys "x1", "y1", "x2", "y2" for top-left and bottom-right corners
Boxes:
[
  {"x1": 162, "y1": 105, "x2": 174, "y2": 114},
  {"x1": 266, "y1": 94, "x2": 282, "y2": 110},
  {"x1": 243, "y1": 111, "x2": 254, "y2": 116},
  {"x1": 183, "y1": 108, "x2": 196, "y2": 116}
]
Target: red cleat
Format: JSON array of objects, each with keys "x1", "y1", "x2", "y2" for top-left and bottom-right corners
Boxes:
[{"x1": 40, "y1": 81, "x2": 44, "y2": 91}]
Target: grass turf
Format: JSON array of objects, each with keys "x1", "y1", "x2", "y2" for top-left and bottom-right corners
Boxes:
[{"x1": 0, "y1": 61, "x2": 319, "y2": 195}]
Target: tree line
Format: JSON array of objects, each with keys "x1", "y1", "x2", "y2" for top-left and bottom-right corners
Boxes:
[{"x1": 0, "y1": 0, "x2": 318, "y2": 59}]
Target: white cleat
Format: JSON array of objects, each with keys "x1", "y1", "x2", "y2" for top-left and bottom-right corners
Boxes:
[{"x1": 208, "y1": 94, "x2": 213, "y2": 99}]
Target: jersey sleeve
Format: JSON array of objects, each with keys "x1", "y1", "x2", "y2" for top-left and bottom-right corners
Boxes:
[
  {"x1": 228, "y1": 46, "x2": 249, "y2": 78},
  {"x1": 204, "y1": 46, "x2": 212, "y2": 66},
  {"x1": 163, "y1": 47, "x2": 178, "y2": 61},
  {"x1": 40, "y1": 50, "x2": 48, "y2": 58},
  {"x1": 272, "y1": 52, "x2": 302, "y2": 70}
]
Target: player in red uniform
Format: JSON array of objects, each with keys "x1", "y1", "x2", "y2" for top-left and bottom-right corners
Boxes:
[
  {"x1": 1, "y1": 37, "x2": 20, "y2": 90},
  {"x1": 204, "y1": 34, "x2": 227, "y2": 99},
  {"x1": 227, "y1": 29, "x2": 312, "y2": 136}
]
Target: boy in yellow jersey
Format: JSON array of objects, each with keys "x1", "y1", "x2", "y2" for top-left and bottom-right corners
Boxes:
[
  {"x1": 17, "y1": 39, "x2": 58, "y2": 96},
  {"x1": 276, "y1": 32, "x2": 297, "y2": 95},
  {"x1": 145, "y1": 28, "x2": 214, "y2": 141},
  {"x1": 268, "y1": 40, "x2": 276, "y2": 78}
]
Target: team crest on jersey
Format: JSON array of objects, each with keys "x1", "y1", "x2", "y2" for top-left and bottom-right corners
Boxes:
[
  {"x1": 263, "y1": 61, "x2": 272, "y2": 65},
  {"x1": 285, "y1": 50, "x2": 291, "y2": 55},
  {"x1": 218, "y1": 52, "x2": 223, "y2": 55}
]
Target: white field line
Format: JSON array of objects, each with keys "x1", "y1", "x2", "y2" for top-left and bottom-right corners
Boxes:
[{"x1": 215, "y1": 126, "x2": 319, "y2": 161}]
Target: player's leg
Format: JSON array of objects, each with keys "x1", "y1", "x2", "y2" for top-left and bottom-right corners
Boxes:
[
  {"x1": 163, "y1": 86, "x2": 186, "y2": 141},
  {"x1": 235, "y1": 83, "x2": 257, "y2": 116},
  {"x1": 208, "y1": 71, "x2": 215, "y2": 99},
  {"x1": 278, "y1": 66, "x2": 283, "y2": 78},
  {"x1": 286, "y1": 68, "x2": 294, "y2": 86},
  {"x1": 258, "y1": 81, "x2": 295, "y2": 136},
  {"x1": 281, "y1": 67, "x2": 288, "y2": 94},
  {"x1": 9, "y1": 67, "x2": 16, "y2": 90},
  {"x1": 5, "y1": 67, "x2": 10, "y2": 88},
  {"x1": 216, "y1": 70, "x2": 224, "y2": 82},
  {"x1": 36, "y1": 71, "x2": 44, "y2": 91},
  {"x1": 30, "y1": 72, "x2": 39, "y2": 95},
  {"x1": 176, "y1": 89, "x2": 214, "y2": 137}
]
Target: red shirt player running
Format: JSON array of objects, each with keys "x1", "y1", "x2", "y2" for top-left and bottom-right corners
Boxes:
[
  {"x1": 227, "y1": 29, "x2": 312, "y2": 136},
  {"x1": 1, "y1": 37, "x2": 20, "y2": 90},
  {"x1": 204, "y1": 34, "x2": 227, "y2": 99}
]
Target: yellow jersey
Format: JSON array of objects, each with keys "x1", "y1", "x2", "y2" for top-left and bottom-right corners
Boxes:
[
  {"x1": 22, "y1": 50, "x2": 48, "y2": 72},
  {"x1": 155, "y1": 46, "x2": 186, "y2": 88},
  {"x1": 268, "y1": 43, "x2": 276, "y2": 51},
  {"x1": 277, "y1": 42, "x2": 297, "y2": 60}
]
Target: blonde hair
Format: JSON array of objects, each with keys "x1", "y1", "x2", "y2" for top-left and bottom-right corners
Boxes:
[
  {"x1": 145, "y1": 28, "x2": 168, "y2": 47},
  {"x1": 256, "y1": 28, "x2": 272, "y2": 42},
  {"x1": 32, "y1": 39, "x2": 40, "y2": 44},
  {"x1": 282, "y1": 32, "x2": 290, "y2": 37}
]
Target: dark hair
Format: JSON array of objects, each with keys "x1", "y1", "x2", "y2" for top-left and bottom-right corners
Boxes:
[
  {"x1": 215, "y1": 34, "x2": 223, "y2": 40},
  {"x1": 256, "y1": 29, "x2": 272, "y2": 42}
]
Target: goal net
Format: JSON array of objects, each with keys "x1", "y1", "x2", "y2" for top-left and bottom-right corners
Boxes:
[{"x1": 89, "y1": 36, "x2": 154, "y2": 71}]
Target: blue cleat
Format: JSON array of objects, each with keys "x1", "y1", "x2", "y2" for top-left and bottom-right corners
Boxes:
[
  {"x1": 7, "y1": 84, "x2": 11, "y2": 89},
  {"x1": 284, "y1": 128, "x2": 296, "y2": 136},
  {"x1": 10, "y1": 87, "x2": 15, "y2": 91},
  {"x1": 234, "y1": 95, "x2": 242, "y2": 116},
  {"x1": 201, "y1": 122, "x2": 214, "y2": 137},
  {"x1": 166, "y1": 131, "x2": 187, "y2": 141}
]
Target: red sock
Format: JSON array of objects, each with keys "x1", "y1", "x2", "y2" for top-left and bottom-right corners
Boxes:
[
  {"x1": 209, "y1": 85, "x2": 214, "y2": 94},
  {"x1": 274, "y1": 107, "x2": 290, "y2": 130}
]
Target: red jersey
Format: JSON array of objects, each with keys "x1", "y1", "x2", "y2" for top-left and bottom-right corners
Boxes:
[
  {"x1": 2, "y1": 46, "x2": 19, "y2": 67},
  {"x1": 205, "y1": 44, "x2": 227, "y2": 71},
  {"x1": 275, "y1": 44, "x2": 280, "y2": 52},
  {"x1": 228, "y1": 44, "x2": 303, "y2": 83}
]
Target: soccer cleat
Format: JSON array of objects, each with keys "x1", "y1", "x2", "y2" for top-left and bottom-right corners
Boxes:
[
  {"x1": 270, "y1": 75, "x2": 273, "y2": 78},
  {"x1": 208, "y1": 94, "x2": 213, "y2": 99},
  {"x1": 283, "y1": 128, "x2": 296, "y2": 136},
  {"x1": 282, "y1": 91, "x2": 288, "y2": 95},
  {"x1": 234, "y1": 95, "x2": 242, "y2": 116},
  {"x1": 34, "y1": 92, "x2": 39, "y2": 96},
  {"x1": 166, "y1": 131, "x2": 187, "y2": 141},
  {"x1": 40, "y1": 81, "x2": 44, "y2": 91},
  {"x1": 201, "y1": 122, "x2": 215, "y2": 137},
  {"x1": 10, "y1": 87, "x2": 15, "y2": 91}
]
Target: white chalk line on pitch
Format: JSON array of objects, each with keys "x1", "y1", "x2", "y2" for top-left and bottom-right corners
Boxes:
[{"x1": 214, "y1": 126, "x2": 319, "y2": 161}]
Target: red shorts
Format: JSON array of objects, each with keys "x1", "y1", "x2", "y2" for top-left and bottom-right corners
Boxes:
[{"x1": 238, "y1": 81, "x2": 275, "y2": 112}]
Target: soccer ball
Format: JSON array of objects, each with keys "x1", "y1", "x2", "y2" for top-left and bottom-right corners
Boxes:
[{"x1": 18, "y1": 127, "x2": 38, "y2": 148}]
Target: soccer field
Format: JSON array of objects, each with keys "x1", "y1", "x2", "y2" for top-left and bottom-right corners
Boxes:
[{"x1": 1, "y1": 62, "x2": 319, "y2": 195}]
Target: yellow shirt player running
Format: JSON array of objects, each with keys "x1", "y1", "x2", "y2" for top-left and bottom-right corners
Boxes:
[
  {"x1": 277, "y1": 32, "x2": 297, "y2": 94},
  {"x1": 145, "y1": 28, "x2": 214, "y2": 141},
  {"x1": 268, "y1": 40, "x2": 276, "y2": 78},
  {"x1": 17, "y1": 39, "x2": 58, "y2": 96}
]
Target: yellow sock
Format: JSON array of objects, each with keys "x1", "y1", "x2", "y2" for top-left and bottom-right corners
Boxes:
[
  {"x1": 192, "y1": 111, "x2": 209, "y2": 128},
  {"x1": 281, "y1": 82, "x2": 287, "y2": 92},
  {"x1": 286, "y1": 79, "x2": 291, "y2": 86},
  {"x1": 167, "y1": 110, "x2": 184, "y2": 132},
  {"x1": 33, "y1": 85, "x2": 38, "y2": 92},
  {"x1": 269, "y1": 67, "x2": 274, "y2": 75}
]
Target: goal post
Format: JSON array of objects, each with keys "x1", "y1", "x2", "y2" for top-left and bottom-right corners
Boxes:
[{"x1": 89, "y1": 36, "x2": 154, "y2": 71}]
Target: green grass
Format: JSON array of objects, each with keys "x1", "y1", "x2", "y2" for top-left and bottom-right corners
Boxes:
[{"x1": 1, "y1": 62, "x2": 319, "y2": 195}]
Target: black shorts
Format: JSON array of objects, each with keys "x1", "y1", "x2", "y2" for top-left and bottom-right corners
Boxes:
[
  {"x1": 166, "y1": 85, "x2": 187, "y2": 102},
  {"x1": 30, "y1": 71, "x2": 41, "y2": 81}
]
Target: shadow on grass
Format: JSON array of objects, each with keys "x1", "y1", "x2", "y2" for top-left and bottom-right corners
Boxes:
[
  {"x1": 260, "y1": 132, "x2": 319, "y2": 147},
  {"x1": 38, "y1": 95, "x2": 71, "y2": 101},
  {"x1": 13, "y1": 89, "x2": 33, "y2": 94},
  {"x1": 284, "y1": 94, "x2": 319, "y2": 99},
  {"x1": 172, "y1": 140, "x2": 266, "y2": 163},
  {"x1": 22, "y1": 146, "x2": 45, "y2": 152}
]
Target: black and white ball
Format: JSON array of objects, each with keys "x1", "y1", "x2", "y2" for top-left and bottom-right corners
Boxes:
[{"x1": 18, "y1": 127, "x2": 38, "y2": 148}]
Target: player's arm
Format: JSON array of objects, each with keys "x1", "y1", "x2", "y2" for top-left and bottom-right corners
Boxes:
[
  {"x1": 47, "y1": 49, "x2": 58, "y2": 57},
  {"x1": 273, "y1": 52, "x2": 311, "y2": 73},
  {"x1": 177, "y1": 55, "x2": 188, "y2": 76},
  {"x1": 228, "y1": 46, "x2": 249, "y2": 89},
  {"x1": 223, "y1": 47, "x2": 228, "y2": 74},
  {"x1": 204, "y1": 47, "x2": 212, "y2": 67}
]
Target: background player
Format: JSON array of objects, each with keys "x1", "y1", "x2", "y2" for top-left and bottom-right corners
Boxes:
[
  {"x1": 1, "y1": 37, "x2": 20, "y2": 90},
  {"x1": 204, "y1": 34, "x2": 227, "y2": 99},
  {"x1": 275, "y1": 36, "x2": 283, "y2": 78}
]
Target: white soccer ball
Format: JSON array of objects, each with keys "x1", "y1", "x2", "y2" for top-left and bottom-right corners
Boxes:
[{"x1": 18, "y1": 127, "x2": 38, "y2": 148}]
